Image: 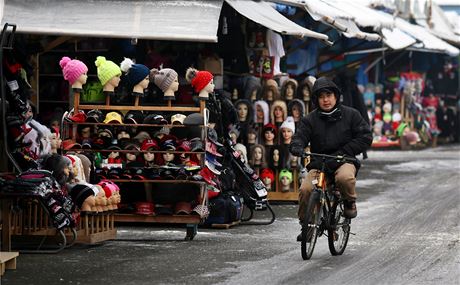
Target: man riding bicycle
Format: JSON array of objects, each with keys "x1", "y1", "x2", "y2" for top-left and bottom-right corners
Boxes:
[{"x1": 289, "y1": 77, "x2": 372, "y2": 241}]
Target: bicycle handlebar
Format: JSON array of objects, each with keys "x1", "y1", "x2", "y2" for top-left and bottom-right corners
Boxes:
[{"x1": 303, "y1": 152, "x2": 358, "y2": 163}]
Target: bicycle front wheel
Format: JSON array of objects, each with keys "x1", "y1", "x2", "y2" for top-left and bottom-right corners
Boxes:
[
  {"x1": 328, "y1": 200, "x2": 350, "y2": 255},
  {"x1": 301, "y1": 190, "x2": 320, "y2": 260}
]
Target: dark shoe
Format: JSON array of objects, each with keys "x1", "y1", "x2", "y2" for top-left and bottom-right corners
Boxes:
[
  {"x1": 296, "y1": 233, "x2": 302, "y2": 242},
  {"x1": 344, "y1": 200, "x2": 357, "y2": 219}
]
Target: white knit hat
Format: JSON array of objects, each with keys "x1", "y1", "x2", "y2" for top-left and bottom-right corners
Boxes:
[{"x1": 280, "y1": 116, "x2": 295, "y2": 133}]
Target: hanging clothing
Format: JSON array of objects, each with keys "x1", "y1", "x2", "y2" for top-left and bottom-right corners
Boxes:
[{"x1": 266, "y1": 29, "x2": 285, "y2": 76}]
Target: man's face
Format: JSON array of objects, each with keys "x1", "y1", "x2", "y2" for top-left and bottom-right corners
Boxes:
[{"x1": 318, "y1": 91, "x2": 337, "y2": 112}]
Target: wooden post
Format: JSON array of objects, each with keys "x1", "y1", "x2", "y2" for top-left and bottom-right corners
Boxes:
[{"x1": 1, "y1": 199, "x2": 11, "y2": 251}]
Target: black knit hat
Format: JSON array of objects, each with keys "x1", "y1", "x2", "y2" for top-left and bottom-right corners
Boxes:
[
  {"x1": 311, "y1": 77, "x2": 341, "y2": 107},
  {"x1": 69, "y1": 184, "x2": 94, "y2": 208}
]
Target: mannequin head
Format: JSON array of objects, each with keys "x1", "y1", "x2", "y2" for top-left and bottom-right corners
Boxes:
[
  {"x1": 279, "y1": 169, "x2": 293, "y2": 192},
  {"x1": 260, "y1": 168, "x2": 275, "y2": 191},
  {"x1": 298, "y1": 76, "x2": 315, "y2": 102},
  {"x1": 120, "y1": 57, "x2": 150, "y2": 94},
  {"x1": 263, "y1": 123, "x2": 277, "y2": 146},
  {"x1": 59, "y1": 56, "x2": 88, "y2": 90},
  {"x1": 144, "y1": 151, "x2": 155, "y2": 163},
  {"x1": 150, "y1": 68, "x2": 179, "y2": 99},
  {"x1": 280, "y1": 116, "x2": 295, "y2": 144},
  {"x1": 228, "y1": 126, "x2": 240, "y2": 145},
  {"x1": 69, "y1": 184, "x2": 97, "y2": 212},
  {"x1": 235, "y1": 99, "x2": 253, "y2": 123},
  {"x1": 269, "y1": 145, "x2": 286, "y2": 170},
  {"x1": 281, "y1": 79, "x2": 298, "y2": 101},
  {"x1": 254, "y1": 100, "x2": 269, "y2": 125},
  {"x1": 95, "y1": 56, "x2": 122, "y2": 92},
  {"x1": 41, "y1": 154, "x2": 73, "y2": 187},
  {"x1": 234, "y1": 143, "x2": 248, "y2": 163},
  {"x1": 249, "y1": 144, "x2": 266, "y2": 168},
  {"x1": 270, "y1": 100, "x2": 287, "y2": 124},
  {"x1": 163, "y1": 152, "x2": 175, "y2": 164},
  {"x1": 186, "y1": 67, "x2": 214, "y2": 100},
  {"x1": 49, "y1": 127, "x2": 62, "y2": 154},
  {"x1": 262, "y1": 79, "x2": 280, "y2": 102},
  {"x1": 247, "y1": 128, "x2": 257, "y2": 145},
  {"x1": 288, "y1": 99, "x2": 305, "y2": 122}
]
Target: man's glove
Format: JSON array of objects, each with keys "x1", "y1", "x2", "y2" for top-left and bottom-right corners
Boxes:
[{"x1": 326, "y1": 151, "x2": 345, "y2": 171}]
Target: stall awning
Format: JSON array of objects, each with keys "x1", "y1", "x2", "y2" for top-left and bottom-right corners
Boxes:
[
  {"x1": 225, "y1": 0, "x2": 329, "y2": 41},
  {"x1": 395, "y1": 18, "x2": 459, "y2": 56},
  {"x1": 415, "y1": 3, "x2": 460, "y2": 45},
  {"x1": 0, "y1": 0, "x2": 224, "y2": 42},
  {"x1": 323, "y1": 0, "x2": 394, "y2": 30},
  {"x1": 381, "y1": 27, "x2": 416, "y2": 50}
]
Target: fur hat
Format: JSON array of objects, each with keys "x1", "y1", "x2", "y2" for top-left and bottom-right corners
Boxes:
[
  {"x1": 95, "y1": 56, "x2": 121, "y2": 86},
  {"x1": 280, "y1": 116, "x2": 295, "y2": 133},
  {"x1": 262, "y1": 84, "x2": 281, "y2": 101},
  {"x1": 150, "y1": 68, "x2": 178, "y2": 92},
  {"x1": 120, "y1": 58, "x2": 150, "y2": 86},
  {"x1": 234, "y1": 143, "x2": 248, "y2": 163},
  {"x1": 281, "y1": 78, "x2": 298, "y2": 99},
  {"x1": 270, "y1": 100, "x2": 288, "y2": 124},
  {"x1": 288, "y1": 99, "x2": 305, "y2": 118},
  {"x1": 253, "y1": 100, "x2": 270, "y2": 125},
  {"x1": 59, "y1": 56, "x2": 88, "y2": 85},
  {"x1": 185, "y1": 67, "x2": 213, "y2": 93}
]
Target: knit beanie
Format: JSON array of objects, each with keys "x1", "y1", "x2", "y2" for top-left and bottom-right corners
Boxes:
[
  {"x1": 95, "y1": 56, "x2": 121, "y2": 86},
  {"x1": 185, "y1": 67, "x2": 213, "y2": 93},
  {"x1": 280, "y1": 116, "x2": 296, "y2": 133},
  {"x1": 279, "y1": 168, "x2": 293, "y2": 182},
  {"x1": 120, "y1": 58, "x2": 150, "y2": 86},
  {"x1": 69, "y1": 184, "x2": 95, "y2": 209},
  {"x1": 150, "y1": 68, "x2": 178, "y2": 92},
  {"x1": 260, "y1": 168, "x2": 275, "y2": 182},
  {"x1": 59, "y1": 56, "x2": 88, "y2": 85}
]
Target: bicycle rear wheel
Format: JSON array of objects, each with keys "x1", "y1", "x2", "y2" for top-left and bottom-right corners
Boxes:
[
  {"x1": 328, "y1": 200, "x2": 350, "y2": 255},
  {"x1": 301, "y1": 190, "x2": 320, "y2": 260}
]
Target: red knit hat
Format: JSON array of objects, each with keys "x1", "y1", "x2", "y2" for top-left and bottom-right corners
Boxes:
[
  {"x1": 260, "y1": 168, "x2": 275, "y2": 182},
  {"x1": 186, "y1": 67, "x2": 213, "y2": 93}
]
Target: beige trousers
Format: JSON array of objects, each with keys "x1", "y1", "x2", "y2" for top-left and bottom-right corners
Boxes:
[{"x1": 298, "y1": 163, "x2": 357, "y2": 220}]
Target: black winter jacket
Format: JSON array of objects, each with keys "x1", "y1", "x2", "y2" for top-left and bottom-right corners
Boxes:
[{"x1": 289, "y1": 104, "x2": 372, "y2": 171}]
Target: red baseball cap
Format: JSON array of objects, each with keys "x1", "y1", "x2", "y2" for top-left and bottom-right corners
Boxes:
[{"x1": 141, "y1": 139, "x2": 159, "y2": 151}]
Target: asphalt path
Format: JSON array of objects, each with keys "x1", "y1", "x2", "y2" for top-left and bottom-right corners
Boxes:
[{"x1": 2, "y1": 145, "x2": 459, "y2": 285}]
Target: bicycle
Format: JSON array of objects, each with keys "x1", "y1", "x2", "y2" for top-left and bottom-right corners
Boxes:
[{"x1": 300, "y1": 152, "x2": 358, "y2": 260}]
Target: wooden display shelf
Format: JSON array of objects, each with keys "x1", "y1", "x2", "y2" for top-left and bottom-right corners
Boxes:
[
  {"x1": 211, "y1": 220, "x2": 240, "y2": 229},
  {"x1": 0, "y1": 252, "x2": 19, "y2": 276},
  {"x1": 63, "y1": 121, "x2": 204, "y2": 128},
  {"x1": 109, "y1": 179, "x2": 205, "y2": 184},
  {"x1": 268, "y1": 191, "x2": 298, "y2": 201},
  {"x1": 77, "y1": 104, "x2": 201, "y2": 112},
  {"x1": 114, "y1": 213, "x2": 201, "y2": 224},
  {"x1": 75, "y1": 213, "x2": 117, "y2": 244}
]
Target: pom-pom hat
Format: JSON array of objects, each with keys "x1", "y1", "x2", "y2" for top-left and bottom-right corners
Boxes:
[
  {"x1": 95, "y1": 56, "x2": 121, "y2": 86},
  {"x1": 280, "y1": 116, "x2": 295, "y2": 133},
  {"x1": 120, "y1": 58, "x2": 149, "y2": 86},
  {"x1": 185, "y1": 67, "x2": 213, "y2": 93},
  {"x1": 150, "y1": 68, "x2": 178, "y2": 92},
  {"x1": 59, "y1": 56, "x2": 88, "y2": 85}
]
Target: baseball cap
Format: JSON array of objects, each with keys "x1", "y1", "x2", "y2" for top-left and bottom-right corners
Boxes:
[
  {"x1": 176, "y1": 140, "x2": 192, "y2": 152},
  {"x1": 205, "y1": 160, "x2": 221, "y2": 175},
  {"x1": 86, "y1": 109, "x2": 103, "y2": 123},
  {"x1": 135, "y1": 202, "x2": 154, "y2": 215},
  {"x1": 206, "y1": 140, "x2": 223, "y2": 157},
  {"x1": 141, "y1": 139, "x2": 159, "y2": 151},
  {"x1": 122, "y1": 140, "x2": 140, "y2": 151},
  {"x1": 97, "y1": 127, "x2": 113, "y2": 138},
  {"x1": 190, "y1": 138, "x2": 204, "y2": 152},
  {"x1": 205, "y1": 153, "x2": 222, "y2": 167},
  {"x1": 174, "y1": 201, "x2": 192, "y2": 215},
  {"x1": 67, "y1": 111, "x2": 87, "y2": 123},
  {"x1": 171, "y1": 114, "x2": 187, "y2": 125},
  {"x1": 81, "y1": 139, "x2": 92, "y2": 149},
  {"x1": 183, "y1": 113, "x2": 204, "y2": 126},
  {"x1": 62, "y1": 139, "x2": 82, "y2": 150},
  {"x1": 199, "y1": 167, "x2": 217, "y2": 186},
  {"x1": 133, "y1": 131, "x2": 151, "y2": 143},
  {"x1": 103, "y1": 112, "x2": 123, "y2": 124},
  {"x1": 155, "y1": 204, "x2": 174, "y2": 215},
  {"x1": 107, "y1": 139, "x2": 122, "y2": 150},
  {"x1": 207, "y1": 128, "x2": 223, "y2": 147},
  {"x1": 143, "y1": 114, "x2": 168, "y2": 125},
  {"x1": 124, "y1": 110, "x2": 144, "y2": 124}
]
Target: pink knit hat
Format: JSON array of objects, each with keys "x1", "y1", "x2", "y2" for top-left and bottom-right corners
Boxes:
[{"x1": 59, "y1": 56, "x2": 88, "y2": 85}]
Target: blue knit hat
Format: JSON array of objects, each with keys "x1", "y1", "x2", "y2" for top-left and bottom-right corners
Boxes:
[{"x1": 120, "y1": 58, "x2": 149, "y2": 86}]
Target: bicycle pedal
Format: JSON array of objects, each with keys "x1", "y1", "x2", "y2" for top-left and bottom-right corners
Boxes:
[{"x1": 349, "y1": 232, "x2": 356, "y2": 236}]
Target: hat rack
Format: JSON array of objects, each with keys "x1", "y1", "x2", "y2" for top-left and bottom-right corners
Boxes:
[{"x1": 63, "y1": 90, "x2": 209, "y2": 241}]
